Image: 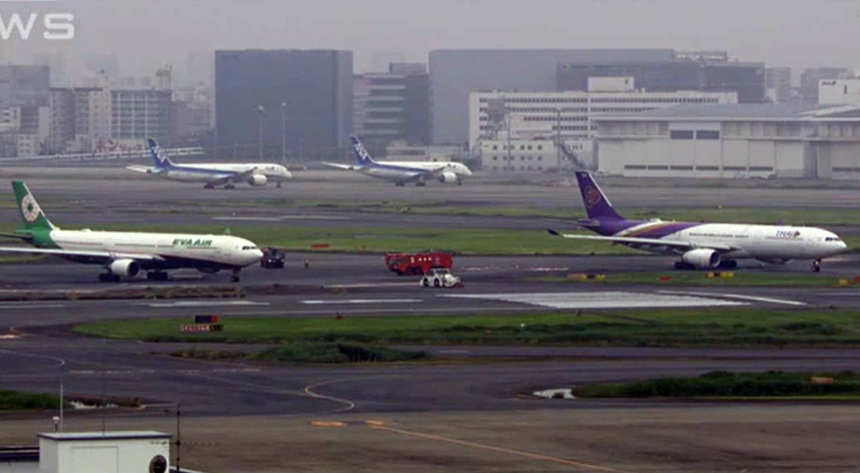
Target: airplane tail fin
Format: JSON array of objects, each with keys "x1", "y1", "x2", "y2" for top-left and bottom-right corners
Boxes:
[
  {"x1": 350, "y1": 135, "x2": 375, "y2": 166},
  {"x1": 574, "y1": 171, "x2": 624, "y2": 220},
  {"x1": 147, "y1": 138, "x2": 173, "y2": 168},
  {"x1": 12, "y1": 181, "x2": 56, "y2": 231}
]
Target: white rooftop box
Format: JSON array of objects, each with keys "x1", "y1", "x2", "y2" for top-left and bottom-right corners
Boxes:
[
  {"x1": 38, "y1": 431, "x2": 170, "y2": 473},
  {"x1": 588, "y1": 76, "x2": 636, "y2": 93}
]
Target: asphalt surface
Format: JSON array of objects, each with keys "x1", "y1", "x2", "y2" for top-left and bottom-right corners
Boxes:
[{"x1": 3, "y1": 170, "x2": 860, "y2": 472}]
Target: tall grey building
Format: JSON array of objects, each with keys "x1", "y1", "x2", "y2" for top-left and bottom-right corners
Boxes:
[
  {"x1": 215, "y1": 49, "x2": 353, "y2": 158},
  {"x1": 429, "y1": 49, "x2": 675, "y2": 145},
  {"x1": 765, "y1": 67, "x2": 792, "y2": 103},
  {"x1": 353, "y1": 63, "x2": 429, "y2": 150},
  {"x1": 0, "y1": 65, "x2": 50, "y2": 108},
  {"x1": 800, "y1": 67, "x2": 853, "y2": 105}
]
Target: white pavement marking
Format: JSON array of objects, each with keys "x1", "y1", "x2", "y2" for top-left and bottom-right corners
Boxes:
[
  {"x1": 324, "y1": 283, "x2": 417, "y2": 289},
  {"x1": 0, "y1": 304, "x2": 65, "y2": 310},
  {"x1": 140, "y1": 301, "x2": 271, "y2": 308},
  {"x1": 301, "y1": 299, "x2": 423, "y2": 305},
  {"x1": 444, "y1": 291, "x2": 746, "y2": 310},
  {"x1": 213, "y1": 215, "x2": 351, "y2": 222},
  {"x1": 657, "y1": 291, "x2": 806, "y2": 306}
]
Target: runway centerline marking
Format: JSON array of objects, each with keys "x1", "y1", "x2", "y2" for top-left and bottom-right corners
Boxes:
[
  {"x1": 367, "y1": 424, "x2": 630, "y2": 473},
  {"x1": 301, "y1": 299, "x2": 423, "y2": 305},
  {"x1": 137, "y1": 301, "x2": 270, "y2": 308},
  {"x1": 657, "y1": 291, "x2": 806, "y2": 306},
  {"x1": 444, "y1": 291, "x2": 745, "y2": 310}
]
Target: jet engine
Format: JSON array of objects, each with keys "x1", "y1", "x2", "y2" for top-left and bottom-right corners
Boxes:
[
  {"x1": 681, "y1": 249, "x2": 721, "y2": 269},
  {"x1": 247, "y1": 174, "x2": 268, "y2": 187},
  {"x1": 109, "y1": 259, "x2": 140, "y2": 277},
  {"x1": 438, "y1": 171, "x2": 458, "y2": 184}
]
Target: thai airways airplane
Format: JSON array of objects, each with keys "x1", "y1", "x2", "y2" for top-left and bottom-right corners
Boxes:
[
  {"x1": 127, "y1": 139, "x2": 292, "y2": 189},
  {"x1": 322, "y1": 135, "x2": 473, "y2": 186},
  {"x1": 548, "y1": 172, "x2": 847, "y2": 270},
  {"x1": 0, "y1": 181, "x2": 263, "y2": 282}
]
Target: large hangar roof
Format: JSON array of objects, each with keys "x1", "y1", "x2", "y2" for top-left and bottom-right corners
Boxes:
[{"x1": 592, "y1": 103, "x2": 860, "y2": 121}]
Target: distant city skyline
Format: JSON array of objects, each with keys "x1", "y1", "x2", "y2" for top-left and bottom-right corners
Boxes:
[{"x1": 1, "y1": 0, "x2": 859, "y2": 81}]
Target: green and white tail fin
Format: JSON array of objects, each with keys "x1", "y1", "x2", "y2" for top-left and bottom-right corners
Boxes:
[{"x1": 12, "y1": 181, "x2": 56, "y2": 231}]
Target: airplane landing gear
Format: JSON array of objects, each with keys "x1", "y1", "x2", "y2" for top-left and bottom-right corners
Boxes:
[
  {"x1": 146, "y1": 271, "x2": 169, "y2": 281},
  {"x1": 718, "y1": 260, "x2": 738, "y2": 269},
  {"x1": 674, "y1": 262, "x2": 695, "y2": 270},
  {"x1": 276, "y1": 182, "x2": 282, "y2": 188},
  {"x1": 812, "y1": 259, "x2": 821, "y2": 273},
  {"x1": 415, "y1": 181, "x2": 426, "y2": 187},
  {"x1": 231, "y1": 269, "x2": 241, "y2": 283},
  {"x1": 224, "y1": 184, "x2": 236, "y2": 190},
  {"x1": 203, "y1": 183, "x2": 215, "y2": 189}
]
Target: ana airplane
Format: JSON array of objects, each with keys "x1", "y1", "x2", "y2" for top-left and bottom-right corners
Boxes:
[
  {"x1": 323, "y1": 135, "x2": 473, "y2": 187},
  {"x1": 0, "y1": 181, "x2": 264, "y2": 282},
  {"x1": 127, "y1": 139, "x2": 292, "y2": 189},
  {"x1": 548, "y1": 172, "x2": 847, "y2": 271}
]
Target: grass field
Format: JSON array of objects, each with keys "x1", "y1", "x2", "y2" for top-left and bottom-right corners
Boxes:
[
  {"x1": 191, "y1": 199, "x2": 860, "y2": 227},
  {"x1": 574, "y1": 371, "x2": 860, "y2": 399},
  {"x1": 545, "y1": 271, "x2": 857, "y2": 287},
  {"x1": 0, "y1": 390, "x2": 63, "y2": 411},
  {"x1": 74, "y1": 307, "x2": 860, "y2": 348}
]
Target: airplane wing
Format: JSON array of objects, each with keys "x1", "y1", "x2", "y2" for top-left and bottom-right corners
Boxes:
[
  {"x1": 125, "y1": 165, "x2": 160, "y2": 174},
  {"x1": 0, "y1": 246, "x2": 164, "y2": 262},
  {"x1": 322, "y1": 162, "x2": 361, "y2": 171},
  {"x1": 546, "y1": 229, "x2": 733, "y2": 252},
  {"x1": 207, "y1": 167, "x2": 258, "y2": 186}
]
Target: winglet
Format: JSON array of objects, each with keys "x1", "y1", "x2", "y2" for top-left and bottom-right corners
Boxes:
[
  {"x1": 574, "y1": 172, "x2": 624, "y2": 221},
  {"x1": 12, "y1": 181, "x2": 56, "y2": 231},
  {"x1": 147, "y1": 138, "x2": 173, "y2": 168},
  {"x1": 350, "y1": 135, "x2": 375, "y2": 166}
]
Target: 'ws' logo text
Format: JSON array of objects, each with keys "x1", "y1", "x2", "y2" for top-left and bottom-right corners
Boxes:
[{"x1": 0, "y1": 13, "x2": 75, "y2": 41}]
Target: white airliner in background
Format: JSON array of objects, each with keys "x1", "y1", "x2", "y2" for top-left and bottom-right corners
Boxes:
[
  {"x1": 0, "y1": 181, "x2": 263, "y2": 282},
  {"x1": 548, "y1": 172, "x2": 847, "y2": 270},
  {"x1": 323, "y1": 135, "x2": 473, "y2": 186},
  {"x1": 127, "y1": 139, "x2": 292, "y2": 189}
]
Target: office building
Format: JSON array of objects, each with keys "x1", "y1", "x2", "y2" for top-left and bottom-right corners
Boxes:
[
  {"x1": 215, "y1": 49, "x2": 353, "y2": 159},
  {"x1": 353, "y1": 63, "x2": 429, "y2": 150}
]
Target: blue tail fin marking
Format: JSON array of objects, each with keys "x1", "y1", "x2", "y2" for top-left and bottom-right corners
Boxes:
[
  {"x1": 350, "y1": 135, "x2": 375, "y2": 166},
  {"x1": 147, "y1": 138, "x2": 173, "y2": 168},
  {"x1": 575, "y1": 171, "x2": 624, "y2": 220}
]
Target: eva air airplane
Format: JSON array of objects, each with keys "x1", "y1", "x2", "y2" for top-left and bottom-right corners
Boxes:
[{"x1": 0, "y1": 181, "x2": 264, "y2": 282}]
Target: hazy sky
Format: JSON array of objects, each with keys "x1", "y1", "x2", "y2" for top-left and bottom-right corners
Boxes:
[{"x1": 3, "y1": 0, "x2": 859, "y2": 79}]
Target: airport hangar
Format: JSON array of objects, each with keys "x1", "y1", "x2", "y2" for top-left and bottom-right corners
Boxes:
[{"x1": 592, "y1": 103, "x2": 860, "y2": 179}]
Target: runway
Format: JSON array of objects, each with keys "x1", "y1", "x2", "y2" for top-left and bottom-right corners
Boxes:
[{"x1": 2, "y1": 170, "x2": 860, "y2": 472}]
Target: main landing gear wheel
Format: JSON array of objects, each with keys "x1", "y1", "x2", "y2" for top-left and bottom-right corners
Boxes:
[
  {"x1": 718, "y1": 260, "x2": 738, "y2": 269},
  {"x1": 203, "y1": 183, "x2": 215, "y2": 189},
  {"x1": 276, "y1": 182, "x2": 282, "y2": 188},
  {"x1": 98, "y1": 273, "x2": 120, "y2": 283},
  {"x1": 415, "y1": 182, "x2": 426, "y2": 187},
  {"x1": 224, "y1": 184, "x2": 236, "y2": 190},
  {"x1": 673, "y1": 262, "x2": 695, "y2": 270},
  {"x1": 146, "y1": 271, "x2": 169, "y2": 281},
  {"x1": 231, "y1": 269, "x2": 241, "y2": 283},
  {"x1": 812, "y1": 259, "x2": 822, "y2": 273}
]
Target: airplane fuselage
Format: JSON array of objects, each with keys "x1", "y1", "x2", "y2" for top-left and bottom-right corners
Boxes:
[
  {"x1": 157, "y1": 163, "x2": 291, "y2": 184},
  {"x1": 355, "y1": 161, "x2": 472, "y2": 183},
  {"x1": 588, "y1": 219, "x2": 846, "y2": 262},
  {"x1": 41, "y1": 229, "x2": 263, "y2": 270}
]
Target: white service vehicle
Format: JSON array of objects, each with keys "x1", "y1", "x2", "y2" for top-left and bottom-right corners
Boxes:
[{"x1": 420, "y1": 268, "x2": 462, "y2": 288}]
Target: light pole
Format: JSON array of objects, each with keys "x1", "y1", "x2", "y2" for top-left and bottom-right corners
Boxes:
[
  {"x1": 256, "y1": 105, "x2": 266, "y2": 160},
  {"x1": 280, "y1": 102, "x2": 287, "y2": 163}
]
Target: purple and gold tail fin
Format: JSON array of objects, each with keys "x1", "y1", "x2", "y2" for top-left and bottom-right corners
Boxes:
[{"x1": 574, "y1": 171, "x2": 624, "y2": 220}]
